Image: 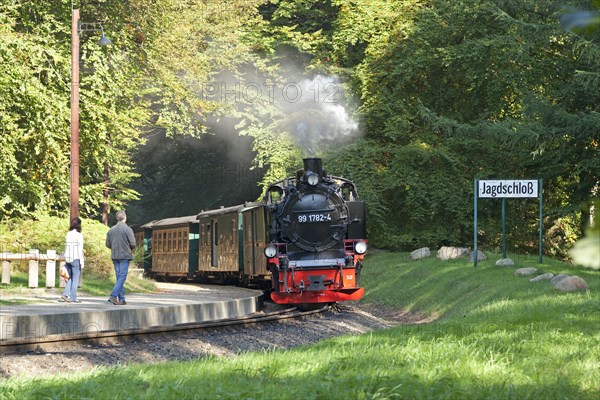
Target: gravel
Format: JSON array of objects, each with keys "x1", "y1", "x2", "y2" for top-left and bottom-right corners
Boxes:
[{"x1": 0, "y1": 302, "x2": 423, "y2": 379}]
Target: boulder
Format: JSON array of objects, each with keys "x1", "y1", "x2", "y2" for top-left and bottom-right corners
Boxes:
[
  {"x1": 529, "y1": 273, "x2": 554, "y2": 282},
  {"x1": 410, "y1": 247, "x2": 431, "y2": 260},
  {"x1": 553, "y1": 276, "x2": 589, "y2": 292},
  {"x1": 468, "y1": 250, "x2": 487, "y2": 262},
  {"x1": 437, "y1": 246, "x2": 468, "y2": 261},
  {"x1": 514, "y1": 267, "x2": 538, "y2": 277},
  {"x1": 550, "y1": 274, "x2": 569, "y2": 285},
  {"x1": 495, "y1": 258, "x2": 515, "y2": 267}
]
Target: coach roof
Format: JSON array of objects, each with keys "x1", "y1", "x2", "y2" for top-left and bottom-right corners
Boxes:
[
  {"x1": 152, "y1": 215, "x2": 198, "y2": 227},
  {"x1": 196, "y1": 204, "x2": 245, "y2": 219}
]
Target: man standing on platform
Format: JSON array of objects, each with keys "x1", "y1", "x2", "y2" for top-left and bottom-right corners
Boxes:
[{"x1": 105, "y1": 210, "x2": 136, "y2": 305}]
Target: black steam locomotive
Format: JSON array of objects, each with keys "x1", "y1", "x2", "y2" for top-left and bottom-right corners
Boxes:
[{"x1": 136, "y1": 158, "x2": 367, "y2": 305}]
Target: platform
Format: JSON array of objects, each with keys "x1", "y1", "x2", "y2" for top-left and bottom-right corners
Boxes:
[{"x1": 0, "y1": 284, "x2": 263, "y2": 342}]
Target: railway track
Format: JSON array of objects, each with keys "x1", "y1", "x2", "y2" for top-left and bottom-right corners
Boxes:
[{"x1": 0, "y1": 305, "x2": 331, "y2": 354}]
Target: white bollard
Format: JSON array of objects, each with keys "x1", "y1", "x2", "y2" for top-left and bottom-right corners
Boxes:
[
  {"x1": 46, "y1": 250, "x2": 56, "y2": 288},
  {"x1": 28, "y1": 249, "x2": 39, "y2": 288},
  {"x1": 1, "y1": 260, "x2": 10, "y2": 285}
]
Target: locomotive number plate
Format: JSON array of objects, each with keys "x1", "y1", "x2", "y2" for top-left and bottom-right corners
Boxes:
[{"x1": 297, "y1": 213, "x2": 332, "y2": 223}]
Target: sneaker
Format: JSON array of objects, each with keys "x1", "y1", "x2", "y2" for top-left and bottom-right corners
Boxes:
[
  {"x1": 71, "y1": 299, "x2": 82, "y2": 303},
  {"x1": 60, "y1": 295, "x2": 69, "y2": 302},
  {"x1": 108, "y1": 297, "x2": 120, "y2": 305},
  {"x1": 119, "y1": 301, "x2": 127, "y2": 305}
]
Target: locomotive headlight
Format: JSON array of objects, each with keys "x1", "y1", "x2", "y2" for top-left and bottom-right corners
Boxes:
[
  {"x1": 354, "y1": 241, "x2": 367, "y2": 254},
  {"x1": 306, "y1": 172, "x2": 319, "y2": 186},
  {"x1": 264, "y1": 245, "x2": 277, "y2": 258}
]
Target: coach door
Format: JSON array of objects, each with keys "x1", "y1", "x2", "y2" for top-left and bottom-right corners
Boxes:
[
  {"x1": 198, "y1": 219, "x2": 212, "y2": 270},
  {"x1": 143, "y1": 228, "x2": 152, "y2": 273},
  {"x1": 188, "y1": 223, "x2": 199, "y2": 276},
  {"x1": 242, "y1": 206, "x2": 268, "y2": 277}
]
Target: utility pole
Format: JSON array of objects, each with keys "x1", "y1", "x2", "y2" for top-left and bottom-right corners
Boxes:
[{"x1": 70, "y1": 8, "x2": 81, "y2": 222}]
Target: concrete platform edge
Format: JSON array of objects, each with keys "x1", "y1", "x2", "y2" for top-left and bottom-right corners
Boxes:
[{"x1": 0, "y1": 294, "x2": 262, "y2": 341}]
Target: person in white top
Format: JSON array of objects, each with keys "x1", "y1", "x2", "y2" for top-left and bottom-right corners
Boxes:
[{"x1": 61, "y1": 217, "x2": 85, "y2": 303}]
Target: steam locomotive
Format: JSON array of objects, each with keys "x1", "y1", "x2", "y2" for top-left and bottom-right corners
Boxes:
[{"x1": 135, "y1": 158, "x2": 367, "y2": 305}]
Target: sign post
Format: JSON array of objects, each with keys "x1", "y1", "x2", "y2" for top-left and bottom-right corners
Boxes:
[
  {"x1": 539, "y1": 178, "x2": 543, "y2": 264},
  {"x1": 474, "y1": 179, "x2": 542, "y2": 268}
]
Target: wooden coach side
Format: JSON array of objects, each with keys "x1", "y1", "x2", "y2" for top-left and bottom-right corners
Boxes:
[{"x1": 151, "y1": 216, "x2": 199, "y2": 277}]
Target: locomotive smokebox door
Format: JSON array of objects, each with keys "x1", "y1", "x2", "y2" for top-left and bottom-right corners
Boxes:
[
  {"x1": 346, "y1": 201, "x2": 366, "y2": 239},
  {"x1": 280, "y1": 185, "x2": 347, "y2": 252}
]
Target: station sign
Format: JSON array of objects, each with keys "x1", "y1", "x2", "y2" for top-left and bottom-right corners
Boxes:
[{"x1": 478, "y1": 180, "x2": 539, "y2": 198}]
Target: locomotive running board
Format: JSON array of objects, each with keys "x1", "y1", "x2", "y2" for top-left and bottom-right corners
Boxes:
[{"x1": 271, "y1": 288, "x2": 364, "y2": 304}]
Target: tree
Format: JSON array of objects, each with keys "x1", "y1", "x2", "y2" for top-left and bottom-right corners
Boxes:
[{"x1": 287, "y1": 0, "x2": 599, "y2": 251}]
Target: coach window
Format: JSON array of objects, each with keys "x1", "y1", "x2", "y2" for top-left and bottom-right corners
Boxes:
[
  {"x1": 210, "y1": 221, "x2": 218, "y2": 267},
  {"x1": 247, "y1": 216, "x2": 252, "y2": 241},
  {"x1": 178, "y1": 230, "x2": 183, "y2": 251},
  {"x1": 214, "y1": 222, "x2": 219, "y2": 246},
  {"x1": 183, "y1": 230, "x2": 188, "y2": 251}
]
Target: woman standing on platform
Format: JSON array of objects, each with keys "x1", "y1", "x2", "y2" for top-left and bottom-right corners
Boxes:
[{"x1": 61, "y1": 217, "x2": 85, "y2": 303}]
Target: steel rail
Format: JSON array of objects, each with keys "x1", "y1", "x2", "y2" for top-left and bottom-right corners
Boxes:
[{"x1": 0, "y1": 305, "x2": 331, "y2": 353}]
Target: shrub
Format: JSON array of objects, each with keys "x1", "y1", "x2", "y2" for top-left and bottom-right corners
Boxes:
[{"x1": 0, "y1": 213, "x2": 113, "y2": 277}]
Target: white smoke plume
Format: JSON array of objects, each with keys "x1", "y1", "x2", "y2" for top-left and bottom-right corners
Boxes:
[
  {"x1": 201, "y1": 72, "x2": 361, "y2": 157},
  {"x1": 279, "y1": 75, "x2": 360, "y2": 156}
]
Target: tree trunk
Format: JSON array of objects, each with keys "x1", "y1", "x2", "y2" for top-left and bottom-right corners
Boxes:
[{"x1": 102, "y1": 162, "x2": 110, "y2": 225}]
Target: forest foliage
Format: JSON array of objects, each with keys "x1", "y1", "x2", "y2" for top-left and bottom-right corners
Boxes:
[{"x1": 0, "y1": 0, "x2": 598, "y2": 258}]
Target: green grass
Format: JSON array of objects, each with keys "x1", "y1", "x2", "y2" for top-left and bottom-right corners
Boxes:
[
  {"x1": 362, "y1": 251, "x2": 599, "y2": 319},
  {"x1": 0, "y1": 270, "x2": 157, "y2": 305},
  {"x1": 0, "y1": 252, "x2": 598, "y2": 399}
]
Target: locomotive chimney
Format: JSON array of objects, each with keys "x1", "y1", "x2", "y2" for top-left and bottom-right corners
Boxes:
[{"x1": 303, "y1": 158, "x2": 323, "y2": 178}]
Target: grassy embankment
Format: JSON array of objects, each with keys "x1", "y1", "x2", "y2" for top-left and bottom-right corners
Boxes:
[
  {"x1": 0, "y1": 214, "x2": 155, "y2": 305},
  {"x1": 0, "y1": 251, "x2": 598, "y2": 399}
]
